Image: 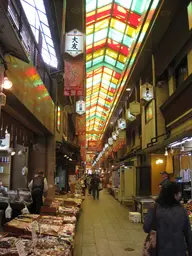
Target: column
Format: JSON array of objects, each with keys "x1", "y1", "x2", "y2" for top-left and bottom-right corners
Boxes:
[{"x1": 45, "y1": 135, "x2": 56, "y2": 199}]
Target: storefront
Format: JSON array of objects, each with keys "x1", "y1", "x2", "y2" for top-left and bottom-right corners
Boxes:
[{"x1": 0, "y1": 110, "x2": 34, "y2": 190}]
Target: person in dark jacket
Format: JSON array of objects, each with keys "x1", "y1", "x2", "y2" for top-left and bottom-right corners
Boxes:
[
  {"x1": 143, "y1": 182, "x2": 192, "y2": 256},
  {"x1": 91, "y1": 174, "x2": 100, "y2": 200},
  {"x1": 159, "y1": 171, "x2": 171, "y2": 189},
  {"x1": 28, "y1": 170, "x2": 48, "y2": 214}
]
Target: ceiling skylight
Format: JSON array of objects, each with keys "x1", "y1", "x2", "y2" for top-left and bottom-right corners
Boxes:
[
  {"x1": 86, "y1": 0, "x2": 160, "y2": 142},
  {"x1": 21, "y1": 0, "x2": 58, "y2": 68}
]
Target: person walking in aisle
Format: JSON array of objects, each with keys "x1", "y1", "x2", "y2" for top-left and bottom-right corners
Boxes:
[
  {"x1": 87, "y1": 174, "x2": 92, "y2": 195},
  {"x1": 143, "y1": 182, "x2": 192, "y2": 256},
  {"x1": 28, "y1": 170, "x2": 48, "y2": 214},
  {"x1": 91, "y1": 174, "x2": 100, "y2": 200}
]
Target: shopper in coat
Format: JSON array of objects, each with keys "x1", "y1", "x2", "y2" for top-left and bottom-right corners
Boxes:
[
  {"x1": 143, "y1": 182, "x2": 192, "y2": 256},
  {"x1": 28, "y1": 170, "x2": 48, "y2": 214},
  {"x1": 91, "y1": 174, "x2": 100, "y2": 200}
]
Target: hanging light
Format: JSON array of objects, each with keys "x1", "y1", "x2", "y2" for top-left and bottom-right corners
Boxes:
[
  {"x1": 164, "y1": 148, "x2": 168, "y2": 156},
  {"x1": 181, "y1": 145, "x2": 185, "y2": 152},
  {"x1": 11, "y1": 151, "x2": 16, "y2": 156},
  {"x1": 3, "y1": 76, "x2": 13, "y2": 90},
  {"x1": 170, "y1": 148, "x2": 174, "y2": 154}
]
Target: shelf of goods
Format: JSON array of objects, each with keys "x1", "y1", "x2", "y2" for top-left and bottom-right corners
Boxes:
[
  {"x1": 2, "y1": 193, "x2": 84, "y2": 255},
  {"x1": 0, "y1": 233, "x2": 72, "y2": 256},
  {"x1": 184, "y1": 202, "x2": 192, "y2": 226}
]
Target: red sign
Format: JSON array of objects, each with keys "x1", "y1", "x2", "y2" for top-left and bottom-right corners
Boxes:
[
  {"x1": 64, "y1": 60, "x2": 84, "y2": 96},
  {"x1": 88, "y1": 140, "x2": 102, "y2": 151},
  {"x1": 76, "y1": 115, "x2": 86, "y2": 135}
]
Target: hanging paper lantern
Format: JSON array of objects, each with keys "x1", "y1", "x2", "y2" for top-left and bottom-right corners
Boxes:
[
  {"x1": 129, "y1": 101, "x2": 140, "y2": 116},
  {"x1": 108, "y1": 137, "x2": 113, "y2": 146},
  {"x1": 140, "y1": 83, "x2": 154, "y2": 101},
  {"x1": 118, "y1": 118, "x2": 126, "y2": 130},
  {"x1": 127, "y1": 109, "x2": 136, "y2": 122}
]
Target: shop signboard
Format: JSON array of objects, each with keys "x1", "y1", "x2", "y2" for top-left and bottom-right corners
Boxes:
[
  {"x1": 76, "y1": 100, "x2": 85, "y2": 115},
  {"x1": 118, "y1": 118, "x2": 126, "y2": 130},
  {"x1": 64, "y1": 60, "x2": 84, "y2": 96},
  {"x1": 140, "y1": 83, "x2": 154, "y2": 101},
  {"x1": 0, "y1": 133, "x2": 10, "y2": 151},
  {"x1": 129, "y1": 101, "x2": 140, "y2": 116},
  {"x1": 65, "y1": 29, "x2": 84, "y2": 57}
]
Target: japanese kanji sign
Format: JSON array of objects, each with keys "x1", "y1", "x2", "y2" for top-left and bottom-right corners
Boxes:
[
  {"x1": 76, "y1": 100, "x2": 85, "y2": 115},
  {"x1": 64, "y1": 60, "x2": 84, "y2": 96},
  {"x1": 65, "y1": 29, "x2": 84, "y2": 57}
]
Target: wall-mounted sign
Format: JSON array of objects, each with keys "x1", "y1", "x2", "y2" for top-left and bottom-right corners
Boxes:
[
  {"x1": 145, "y1": 101, "x2": 153, "y2": 123},
  {"x1": 140, "y1": 83, "x2": 154, "y2": 101},
  {"x1": 0, "y1": 134, "x2": 10, "y2": 151},
  {"x1": 127, "y1": 109, "x2": 136, "y2": 122},
  {"x1": 65, "y1": 29, "x2": 84, "y2": 57},
  {"x1": 112, "y1": 132, "x2": 117, "y2": 141},
  {"x1": 118, "y1": 118, "x2": 126, "y2": 130},
  {"x1": 76, "y1": 100, "x2": 85, "y2": 115},
  {"x1": 108, "y1": 137, "x2": 113, "y2": 146},
  {"x1": 129, "y1": 101, "x2": 140, "y2": 116}
]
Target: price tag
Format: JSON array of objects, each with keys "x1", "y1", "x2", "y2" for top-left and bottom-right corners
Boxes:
[
  {"x1": 31, "y1": 221, "x2": 38, "y2": 247},
  {"x1": 15, "y1": 240, "x2": 26, "y2": 256}
]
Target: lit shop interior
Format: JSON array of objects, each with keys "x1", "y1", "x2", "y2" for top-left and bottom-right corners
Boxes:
[{"x1": 151, "y1": 137, "x2": 192, "y2": 200}]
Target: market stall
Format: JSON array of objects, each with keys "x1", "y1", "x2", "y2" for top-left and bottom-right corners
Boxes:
[{"x1": 0, "y1": 177, "x2": 84, "y2": 255}]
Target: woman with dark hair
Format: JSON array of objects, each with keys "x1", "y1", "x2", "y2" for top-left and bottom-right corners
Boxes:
[{"x1": 143, "y1": 182, "x2": 192, "y2": 256}]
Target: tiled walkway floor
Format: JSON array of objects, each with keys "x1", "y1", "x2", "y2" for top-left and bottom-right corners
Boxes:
[{"x1": 74, "y1": 190, "x2": 146, "y2": 256}]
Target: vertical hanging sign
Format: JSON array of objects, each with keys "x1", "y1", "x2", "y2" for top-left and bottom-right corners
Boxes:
[
  {"x1": 64, "y1": 61, "x2": 84, "y2": 96},
  {"x1": 65, "y1": 29, "x2": 84, "y2": 57}
]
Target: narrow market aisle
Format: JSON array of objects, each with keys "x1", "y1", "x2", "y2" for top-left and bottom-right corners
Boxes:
[{"x1": 74, "y1": 190, "x2": 145, "y2": 256}]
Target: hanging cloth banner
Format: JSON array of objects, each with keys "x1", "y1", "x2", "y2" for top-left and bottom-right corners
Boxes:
[
  {"x1": 64, "y1": 60, "x2": 84, "y2": 96},
  {"x1": 76, "y1": 115, "x2": 86, "y2": 135},
  {"x1": 88, "y1": 140, "x2": 102, "y2": 151}
]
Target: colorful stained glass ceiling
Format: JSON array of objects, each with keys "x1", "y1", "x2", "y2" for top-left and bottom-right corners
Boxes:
[{"x1": 86, "y1": 0, "x2": 160, "y2": 141}]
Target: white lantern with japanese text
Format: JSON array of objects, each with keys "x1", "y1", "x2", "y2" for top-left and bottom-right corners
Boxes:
[
  {"x1": 129, "y1": 101, "x2": 140, "y2": 116},
  {"x1": 118, "y1": 118, "x2": 126, "y2": 130},
  {"x1": 104, "y1": 143, "x2": 109, "y2": 150},
  {"x1": 112, "y1": 132, "x2": 117, "y2": 141},
  {"x1": 127, "y1": 109, "x2": 136, "y2": 122},
  {"x1": 140, "y1": 83, "x2": 154, "y2": 101},
  {"x1": 76, "y1": 100, "x2": 85, "y2": 115},
  {"x1": 65, "y1": 29, "x2": 84, "y2": 57},
  {"x1": 108, "y1": 137, "x2": 113, "y2": 146}
]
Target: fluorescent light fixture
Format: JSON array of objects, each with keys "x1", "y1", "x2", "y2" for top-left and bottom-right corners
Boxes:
[{"x1": 169, "y1": 137, "x2": 192, "y2": 148}]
